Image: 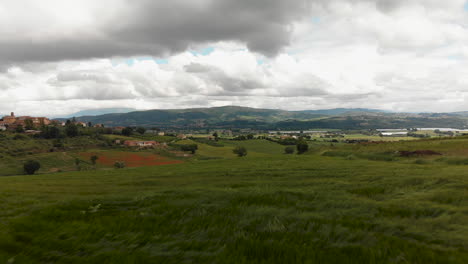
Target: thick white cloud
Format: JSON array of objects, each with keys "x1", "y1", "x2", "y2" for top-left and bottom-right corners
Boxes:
[{"x1": 1, "y1": 0, "x2": 468, "y2": 116}]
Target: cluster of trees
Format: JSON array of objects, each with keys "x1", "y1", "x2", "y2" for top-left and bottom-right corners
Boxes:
[
  {"x1": 233, "y1": 134, "x2": 255, "y2": 140},
  {"x1": 171, "y1": 143, "x2": 199, "y2": 154},
  {"x1": 434, "y1": 130, "x2": 455, "y2": 137},
  {"x1": 23, "y1": 154, "x2": 128, "y2": 175},
  {"x1": 37, "y1": 122, "x2": 110, "y2": 139},
  {"x1": 74, "y1": 155, "x2": 99, "y2": 171},
  {"x1": 121, "y1": 127, "x2": 147, "y2": 136},
  {"x1": 5, "y1": 118, "x2": 153, "y2": 140},
  {"x1": 180, "y1": 144, "x2": 198, "y2": 154},
  {"x1": 283, "y1": 141, "x2": 309, "y2": 154},
  {"x1": 407, "y1": 132, "x2": 430, "y2": 138}
]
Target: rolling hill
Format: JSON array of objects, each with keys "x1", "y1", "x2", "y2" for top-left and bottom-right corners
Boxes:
[{"x1": 57, "y1": 106, "x2": 468, "y2": 130}]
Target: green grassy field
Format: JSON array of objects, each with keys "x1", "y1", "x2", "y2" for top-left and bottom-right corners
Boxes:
[{"x1": 0, "y1": 136, "x2": 467, "y2": 263}]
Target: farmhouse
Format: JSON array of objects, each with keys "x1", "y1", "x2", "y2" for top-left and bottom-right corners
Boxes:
[{"x1": 124, "y1": 140, "x2": 159, "y2": 147}]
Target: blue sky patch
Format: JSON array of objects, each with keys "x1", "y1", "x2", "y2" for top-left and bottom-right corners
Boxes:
[
  {"x1": 154, "y1": 59, "x2": 169, "y2": 64},
  {"x1": 464, "y1": 1, "x2": 468, "y2": 11},
  {"x1": 311, "y1": 17, "x2": 321, "y2": 24},
  {"x1": 190, "y1": 47, "x2": 215, "y2": 56},
  {"x1": 448, "y1": 55, "x2": 463, "y2": 61},
  {"x1": 124, "y1": 58, "x2": 135, "y2": 66},
  {"x1": 111, "y1": 57, "x2": 168, "y2": 66}
]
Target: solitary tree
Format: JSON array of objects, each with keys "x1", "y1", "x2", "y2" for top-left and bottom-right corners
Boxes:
[
  {"x1": 24, "y1": 160, "x2": 41, "y2": 175},
  {"x1": 233, "y1": 146, "x2": 248, "y2": 157},
  {"x1": 296, "y1": 141, "x2": 309, "y2": 154},
  {"x1": 284, "y1": 146, "x2": 295, "y2": 154},
  {"x1": 74, "y1": 158, "x2": 81, "y2": 171},
  {"x1": 90, "y1": 155, "x2": 99, "y2": 166}
]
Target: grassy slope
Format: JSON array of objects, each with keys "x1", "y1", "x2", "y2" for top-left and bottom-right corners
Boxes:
[{"x1": 0, "y1": 138, "x2": 468, "y2": 263}]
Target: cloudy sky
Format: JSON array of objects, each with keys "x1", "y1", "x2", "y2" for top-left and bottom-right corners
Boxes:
[{"x1": 1, "y1": 0, "x2": 468, "y2": 116}]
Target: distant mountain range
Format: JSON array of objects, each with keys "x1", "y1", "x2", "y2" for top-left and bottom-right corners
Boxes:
[
  {"x1": 56, "y1": 108, "x2": 137, "y2": 118},
  {"x1": 53, "y1": 106, "x2": 468, "y2": 130}
]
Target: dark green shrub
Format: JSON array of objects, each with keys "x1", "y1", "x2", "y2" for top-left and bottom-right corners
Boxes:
[
  {"x1": 23, "y1": 160, "x2": 41, "y2": 175},
  {"x1": 13, "y1": 134, "x2": 27, "y2": 140},
  {"x1": 233, "y1": 146, "x2": 247, "y2": 157},
  {"x1": 296, "y1": 141, "x2": 309, "y2": 154},
  {"x1": 284, "y1": 146, "x2": 295, "y2": 154},
  {"x1": 114, "y1": 161, "x2": 126, "y2": 169}
]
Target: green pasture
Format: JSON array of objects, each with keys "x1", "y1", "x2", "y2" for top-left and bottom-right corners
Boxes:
[{"x1": 1, "y1": 135, "x2": 468, "y2": 263}]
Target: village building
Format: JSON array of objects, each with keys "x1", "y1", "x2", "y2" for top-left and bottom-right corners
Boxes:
[
  {"x1": 0, "y1": 112, "x2": 51, "y2": 131},
  {"x1": 123, "y1": 140, "x2": 159, "y2": 147},
  {"x1": 113, "y1": 126, "x2": 126, "y2": 131},
  {"x1": 380, "y1": 132, "x2": 408, "y2": 137},
  {"x1": 177, "y1": 134, "x2": 187, "y2": 139},
  {"x1": 25, "y1": 130, "x2": 42, "y2": 135}
]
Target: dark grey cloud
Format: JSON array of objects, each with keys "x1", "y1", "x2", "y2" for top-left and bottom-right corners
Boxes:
[
  {"x1": 375, "y1": 0, "x2": 406, "y2": 13},
  {"x1": 0, "y1": 0, "x2": 311, "y2": 65}
]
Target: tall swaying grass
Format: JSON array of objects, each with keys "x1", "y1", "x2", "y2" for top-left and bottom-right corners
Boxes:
[{"x1": 0, "y1": 137, "x2": 468, "y2": 263}]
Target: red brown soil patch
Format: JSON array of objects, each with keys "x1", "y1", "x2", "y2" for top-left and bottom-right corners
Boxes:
[
  {"x1": 398, "y1": 150, "x2": 442, "y2": 157},
  {"x1": 79, "y1": 152, "x2": 183, "y2": 167}
]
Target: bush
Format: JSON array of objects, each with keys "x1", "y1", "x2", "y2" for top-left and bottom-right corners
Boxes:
[
  {"x1": 296, "y1": 141, "x2": 309, "y2": 154},
  {"x1": 52, "y1": 139, "x2": 64, "y2": 148},
  {"x1": 13, "y1": 134, "x2": 27, "y2": 140},
  {"x1": 24, "y1": 160, "x2": 41, "y2": 175},
  {"x1": 284, "y1": 146, "x2": 295, "y2": 154},
  {"x1": 414, "y1": 159, "x2": 430, "y2": 165},
  {"x1": 233, "y1": 146, "x2": 247, "y2": 157},
  {"x1": 114, "y1": 161, "x2": 126, "y2": 169}
]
